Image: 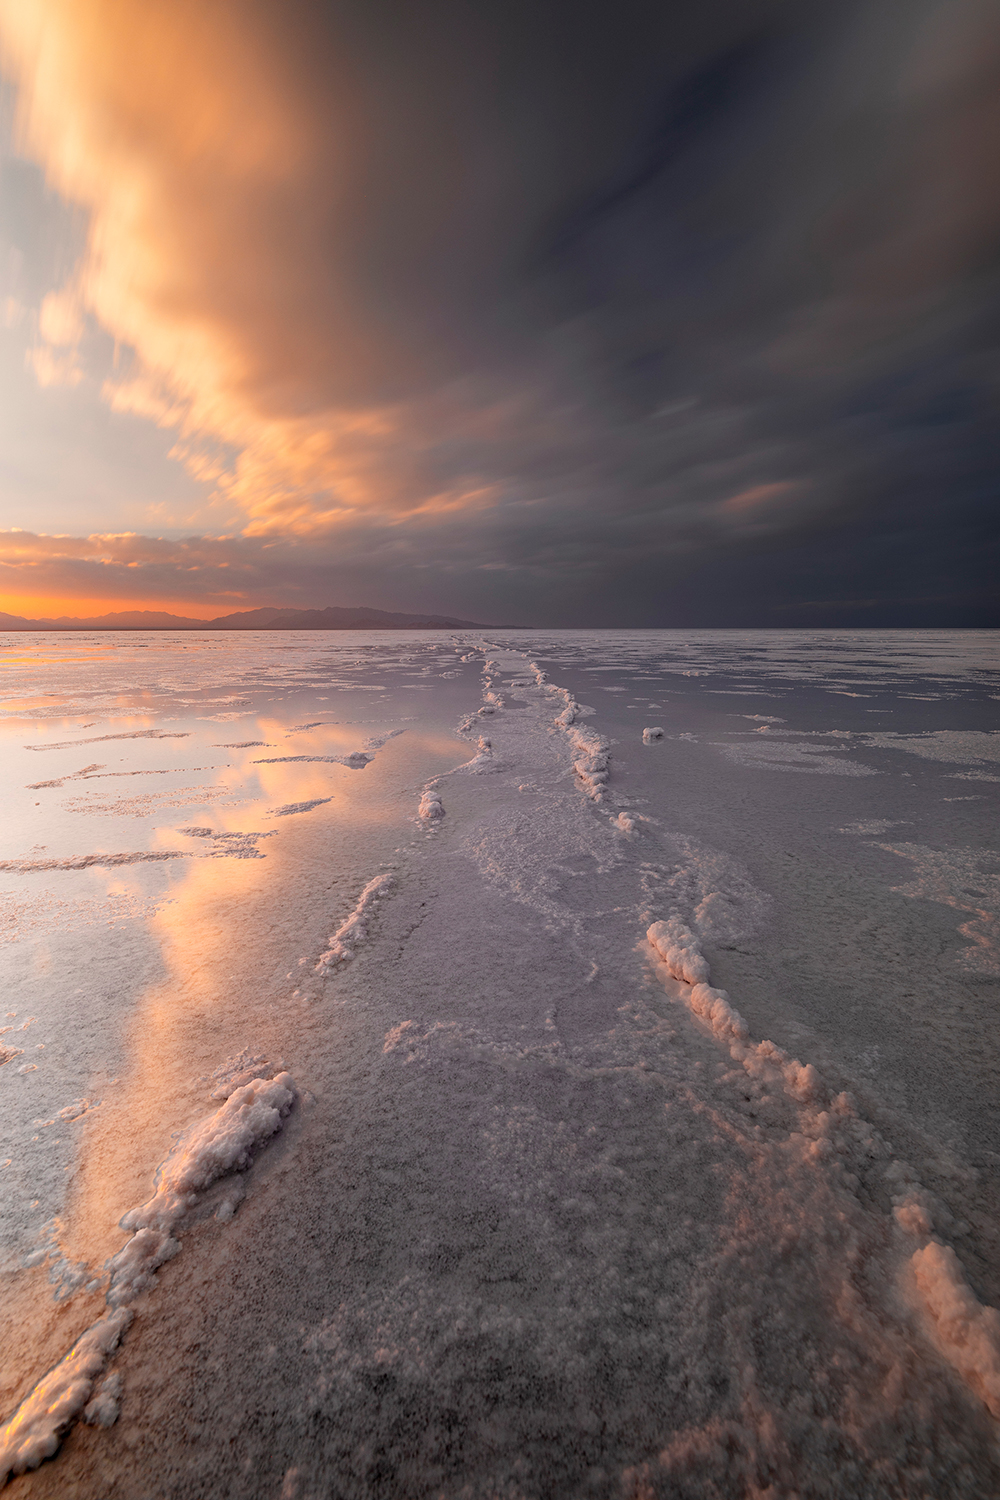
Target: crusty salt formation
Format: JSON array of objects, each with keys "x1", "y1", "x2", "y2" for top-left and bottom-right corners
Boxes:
[
  {"x1": 418, "y1": 786, "x2": 445, "y2": 820},
  {"x1": 316, "y1": 873, "x2": 395, "y2": 971},
  {"x1": 1, "y1": 1070, "x2": 296, "y2": 1484},
  {"x1": 4, "y1": 629, "x2": 999, "y2": 1495}
]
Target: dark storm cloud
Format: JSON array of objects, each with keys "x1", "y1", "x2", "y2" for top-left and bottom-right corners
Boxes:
[{"x1": 2, "y1": 0, "x2": 997, "y2": 623}]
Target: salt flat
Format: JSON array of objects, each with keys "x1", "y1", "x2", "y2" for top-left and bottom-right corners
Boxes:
[{"x1": 1, "y1": 629, "x2": 998, "y2": 1498}]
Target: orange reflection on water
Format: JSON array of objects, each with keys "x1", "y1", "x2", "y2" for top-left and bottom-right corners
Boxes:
[{"x1": 60, "y1": 725, "x2": 471, "y2": 1278}]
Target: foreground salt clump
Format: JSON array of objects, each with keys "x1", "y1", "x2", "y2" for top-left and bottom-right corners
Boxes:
[
  {"x1": 105, "y1": 1226, "x2": 181, "y2": 1307},
  {"x1": 0, "y1": 1311, "x2": 132, "y2": 1481},
  {"x1": 118, "y1": 1072, "x2": 295, "y2": 1240},
  {"x1": 418, "y1": 786, "x2": 445, "y2": 820},
  {"x1": 316, "y1": 873, "x2": 395, "y2": 972},
  {"x1": 82, "y1": 1370, "x2": 123, "y2": 1429},
  {"x1": 0, "y1": 1070, "x2": 296, "y2": 1484},
  {"x1": 643, "y1": 726, "x2": 664, "y2": 743},
  {"x1": 911, "y1": 1241, "x2": 1000, "y2": 1417}
]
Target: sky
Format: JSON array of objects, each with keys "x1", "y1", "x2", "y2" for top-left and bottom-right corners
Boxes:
[{"x1": 0, "y1": 0, "x2": 997, "y2": 626}]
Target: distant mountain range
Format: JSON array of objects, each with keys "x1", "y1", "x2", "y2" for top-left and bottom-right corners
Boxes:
[{"x1": 0, "y1": 605, "x2": 487, "y2": 631}]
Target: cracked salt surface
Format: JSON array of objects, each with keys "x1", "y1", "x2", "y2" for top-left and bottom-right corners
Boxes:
[{"x1": 1, "y1": 628, "x2": 999, "y2": 1498}]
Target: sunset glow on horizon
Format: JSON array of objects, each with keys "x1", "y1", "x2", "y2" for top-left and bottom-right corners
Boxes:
[{"x1": 0, "y1": 594, "x2": 243, "y2": 621}]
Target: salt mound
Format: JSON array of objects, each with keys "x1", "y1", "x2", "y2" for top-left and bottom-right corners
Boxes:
[{"x1": 419, "y1": 787, "x2": 445, "y2": 820}]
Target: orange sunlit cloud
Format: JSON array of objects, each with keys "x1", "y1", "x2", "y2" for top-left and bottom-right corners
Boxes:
[{"x1": 0, "y1": 0, "x2": 472, "y2": 535}]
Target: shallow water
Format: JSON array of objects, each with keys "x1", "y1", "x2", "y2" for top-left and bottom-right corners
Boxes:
[{"x1": 1, "y1": 629, "x2": 998, "y2": 1498}]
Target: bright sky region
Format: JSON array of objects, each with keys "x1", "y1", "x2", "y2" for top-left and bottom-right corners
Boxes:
[{"x1": 0, "y1": 0, "x2": 997, "y2": 627}]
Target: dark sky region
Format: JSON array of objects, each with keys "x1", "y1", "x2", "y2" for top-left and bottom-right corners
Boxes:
[{"x1": 0, "y1": 0, "x2": 997, "y2": 625}]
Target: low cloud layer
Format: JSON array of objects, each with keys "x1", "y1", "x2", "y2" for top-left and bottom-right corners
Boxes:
[{"x1": 0, "y1": 0, "x2": 997, "y2": 623}]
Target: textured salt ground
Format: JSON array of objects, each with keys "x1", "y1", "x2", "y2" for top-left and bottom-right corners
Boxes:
[
  {"x1": 16, "y1": 764, "x2": 1000, "y2": 1500},
  {"x1": 10, "y1": 647, "x2": 1000, "y2": 1499},
  {"x1": 652, "y1": 750, "x2": 1000, "y2": 1168},
  {"x1": 507, "y1": 657, "x2": 1000, "y2": 1306},
  {"x1": 4, "y1": 633, "x2": 1000, "y2": 1498}
]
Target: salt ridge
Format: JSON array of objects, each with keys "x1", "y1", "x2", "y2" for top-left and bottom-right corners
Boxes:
[
  {"x1": 646, "y1": 912, "x2": 1000, "y2": 1421},
  {"x1": 25, "y1": 731, "x2": 190, "y2": 751},
  {"x1": 0, "y1": 1070, "x2": 295, "y2": 1484},
  {"x1": 474, "y1": 637, "x2": 1000, "y2": 1429},
  {"x1": 252, "y1": 751, "x2": 373, "y2": 769},
  {"x1": 316, "y1": 874, "x2": 395, "y2": 972},
  {"x1": 539, "y1": 676, "x2": 612, "y2": 802}
]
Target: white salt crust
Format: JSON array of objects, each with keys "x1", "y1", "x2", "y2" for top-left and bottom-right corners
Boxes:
[
  {"x1": 252, "y1": 751, "x2": 374, "y2": 769},
  {"x1": 82, "y1": 1370, "x2": 123, "y2": 1428},
  {"x1": 543, "y1": 688, "x2": 612, "y2": 801},
  {"x1": 1, "y1": 827, "x2": 279, "y2": 872},
  {"x1": 418, "y1": 786, "x2": 445, "y2": 820},
  {"x1": 0, "y1": 1071, "x2": 295, "y2": 1484},
  {"x1": 0, "y1": 1311, "x2": 132, "y2": 1480},
  {"x1": 24, "y1": 731, "x2": 190, "y2": 751},
  {"x1": 267, "y1": 798, "x2": 333, "y2": 818},
  {"x1": 458, "y1": 659, "x2": 611, "y2": 807},
  {"x1": 0, "y1": 852, "x2": 191, "y2": 873},
  {"x1": 454, "y1": 735, "x2": 493, "y2": 773},
  {"x1": 875, "y1": 841, "x2": 1000, "y2": 976},
  {"x1": 316, "y1": 874, "x2": 395, "y2": 972},
  {"x1": 712, "y1": 738, "x2": 879, "y2": 775}
]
